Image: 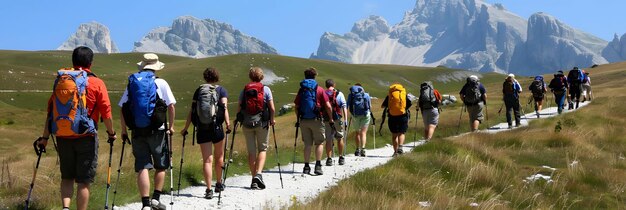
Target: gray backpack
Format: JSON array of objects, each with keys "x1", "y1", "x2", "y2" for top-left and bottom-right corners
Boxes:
[
  {"x1": 196, "y1": 84, "x2": 220, "y2": 127},
  {"x1": 463, "y1": 77, "x2": 482, "y2": 105}
]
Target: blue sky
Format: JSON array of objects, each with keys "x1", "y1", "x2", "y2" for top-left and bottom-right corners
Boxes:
[{"x1": 0, "y1": 0, "x2": 624, "y2": 58}]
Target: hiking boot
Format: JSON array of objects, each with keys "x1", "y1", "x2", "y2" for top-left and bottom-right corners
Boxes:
[
  {"x1": 253, "y1": 174, "x2": 266, "y2": 189},
  {"x1": 338, "y1": 156, "x2": 345, "y2": 165},
  {"x1": 325, "y1": 157, "x2": 333, "y2": 166},
  {"x1": 214, "y1": 182, "x2": 225, "y2": 193},
  {"x1": 303, "y1": 164, "x2": 311, "y2": 174},
  {"x1": 354, "y1": 149, "x2": 360, "y2": 156},
  {"x1": 251, "y1": 182, "x2": 260, "y2": 190},
  {"x1": 314, "y1": 163, "x2": 323, "y2": 175},
  {"x1": 360, "y1": 149, "x2": 366, "y2": 157},
  {"x1": 397, "y1": 148, "x2": 404, "y2": 155},
  {"x1": 151, "y1": 199, "x2": 167, "y2": 210},
  {"x1": 204, "y1": 189, "x2": 214, "y2": 199}
]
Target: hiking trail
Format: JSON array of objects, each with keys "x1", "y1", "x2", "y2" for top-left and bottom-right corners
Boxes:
[{"x1": 119, "y1": 102, "x2": 589, "y2": 209}]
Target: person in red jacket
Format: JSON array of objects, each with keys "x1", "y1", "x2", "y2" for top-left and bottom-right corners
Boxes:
[{"x1": 37, "y1": 46, "x2": 117, "y2": 210}]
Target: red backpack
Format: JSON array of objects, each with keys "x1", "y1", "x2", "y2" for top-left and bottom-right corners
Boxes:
[
  {"x1": 324, "y1": 89, "x2": 342, "y2": 120},
  {"x1": 243, "y1": 82, "x2": 265, "y2": 115}
]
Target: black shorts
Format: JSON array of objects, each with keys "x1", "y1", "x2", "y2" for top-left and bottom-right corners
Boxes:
[
  {"x1": 533, "y1": 96, "x2": 544, "y2": 102},
  {"x1": 57, "y1": 135, "x2": 98, "y2": 184},
  {"x1": 196, "y1": 124, "x2": 225, "y2": 144},
  {"x1": 388, "y1": 115, "x2": 409, "y2": 134}
]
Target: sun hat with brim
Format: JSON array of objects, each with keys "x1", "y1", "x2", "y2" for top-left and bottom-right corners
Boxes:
[{"x1": 137, "y1": 53, "x2": 165, "y2": 71}]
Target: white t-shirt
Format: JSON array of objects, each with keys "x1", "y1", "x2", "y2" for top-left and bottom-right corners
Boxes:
[{"x1": 118, "y1": 78, "x2": 176, "y2": 130}]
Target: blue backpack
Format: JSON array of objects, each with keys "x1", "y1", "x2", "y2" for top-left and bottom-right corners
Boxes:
[
  {"x1": 349, "y1": 86, "x2": 369, "y2": 116},
  {"x1": 123, "y1": 71, "x2": 167, "y2": 130},
  {"x1": 298, "y1": 79, "x2": 320, "y2": 119}
]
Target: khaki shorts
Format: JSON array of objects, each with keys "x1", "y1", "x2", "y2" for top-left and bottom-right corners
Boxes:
[
  {"x1": 467, "y1": 102, "x2": 484, "y2": 123},
  {"x1": 325, "y1": 120, "x2": 345, "y2": 142},
  {"x1": 352, "y1": 114, "x2": 371, "y2": 130},
  {"x1": 301, "y1": 119, "x2": 326, "y2": 146},
  {"x1": 242, "y1": 126, "x2": 269, "y2": 154}
]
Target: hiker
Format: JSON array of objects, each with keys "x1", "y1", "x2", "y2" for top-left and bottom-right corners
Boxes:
[
  {"x1": 119, "y1": 53, "x2": 176, "y2": 210},
  {"x1": 36, "y1": 47, "x2": 117, "y2": 210},
  {"x1": 502, "y1": 74, "x2": 522, "y2": 128},
  {"x1": 382, "y1": 83, "x2": 411, "y2": 156},
  {"x1": 323, "y1": 79, "x2": 348, "y2": 166},
  {"x1": 348, "y1": 83, "x2": 373, "y2": 157},
  {"x1": 294, "y1": 67, "x2": 334, "y2": 175},
  {"x1": 180, "y1": 67, "x2": 231, "y2": 198},
  {"x1": 582, "y1": 71, "x2": 592, "y2": 102},
  {"x1": 459, "y1": 75, "x2": 487, "y2": 132},
  {"x1": 236, "y1": 67, "x2": 275, "y2": 189},
  {"x1": 548, "y1": 71, "x2": 569, "y2": 114},
  {"x1": 567, "y1": 67, "x2": 585, "y2": 109},
  {"x1": 417, "y1": 81, "x2": 442, "y2": 141},
  {"x1": 529, "y1": 75, "x2": 547, "y2": 118}
]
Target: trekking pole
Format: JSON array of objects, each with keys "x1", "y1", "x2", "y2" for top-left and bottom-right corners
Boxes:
[
  {"x1": 292, "y1": 117, "x2": 300, "y2": 174},
  {"x1": 177, "y1": 130, "x2": 188, "y2": 196},
  {"x1": 112, "y1": 135, "x2": 130, "y2": 208},
  {"x1": 51, "y1": 135, "x2": 59, "y2": 165},
  {"x1": 104, "y1": 138, "x2": 114, "y2": 209},
  {"x1": 168, "y1": 132, "x2": 174, "y2": 209},
  {"x1": 497, "y1": 104, "x2": 504, "y2": 116},
  {"x1": 370, "y1": 112, "x2": 376, "y2": 149},
  {"x1": 271, "y1": 125, "x2": 284, "y2": 188},
  {"x1": 378, "y1": 108, "x2": 387, "y2": 136},
  {"x1": 413, "y1": 109, "x2": 419, "y2": 147},
  {"x1": 218, "y1": 121, "x2": 238, "y2": 205},
  {"x1": 344, "y1": 117, "x2": 351, "y2": 157},
  {"x1": 25, "y1": 139, "x2": 45, "y2": 210},
  {"x1": 456, "y1": 105, "x2": 465, "y2": 135}
]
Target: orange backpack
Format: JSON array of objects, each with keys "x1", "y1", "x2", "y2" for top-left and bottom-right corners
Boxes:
[{"x1": 50, "y1": 69, "x2": 96, "y2": 137}]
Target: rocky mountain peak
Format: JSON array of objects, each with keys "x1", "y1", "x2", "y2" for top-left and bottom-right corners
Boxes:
[{"x1": 57, "y1": 22, "x2": 119, "y2": 54}]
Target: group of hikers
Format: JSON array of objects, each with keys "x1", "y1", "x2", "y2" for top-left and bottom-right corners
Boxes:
[{"x1": 27, "y1": 47, "x2": 592, "y2": 210}]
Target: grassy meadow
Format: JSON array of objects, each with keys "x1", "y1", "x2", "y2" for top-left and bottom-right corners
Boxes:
[
  {"x1": 0, "y1": 50, "x2": 518, "y2": 209},
  {"x1": 297, "y1": 62, "x2": 626, "y2": 209}
]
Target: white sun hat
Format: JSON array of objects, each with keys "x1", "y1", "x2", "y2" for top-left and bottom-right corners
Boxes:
[{"x1": 137, "y1": 53, "x2": 165, "y2": 71}]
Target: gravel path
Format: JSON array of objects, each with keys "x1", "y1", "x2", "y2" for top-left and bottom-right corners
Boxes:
[{"x1": 118, "y1": 101, "x2": 589, "y2": 210}]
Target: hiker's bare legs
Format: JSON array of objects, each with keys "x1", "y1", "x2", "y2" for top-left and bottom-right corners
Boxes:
[
  {"x1": 471, "y1": 120, "x2": 480, "y2": 132},
  {"x1": 61, "y1": 179, "x2": 73, "y2": 208},
  {"x1": 359, "y1": 127, "x2": 368, "y2": 148},
  {"x1": 255, "y1": 151, "x2": 266, "y2": 175},
  {"x1": 315, "y1": 144, "x2": 323, "y2": 161},
  {"x1": 325, "y1": 140, "x2": 333, "y2": 158},
  {"x1": 154, "y1": 169, "x2": 165, "y2": 192},
  {"x1": 398, "y1": 133, "x2": 405, "y2": 146},
  {"x1": 201, "y1": 142, "x2": 214, "y2": 189},
  {"x1": 391, "y1": 133, "x2": 399, "y2": 152},
  {"x1": 425, "y1": 125, "x2": 436, "y2": 140},
  {"x1": 76, "y1": 183, "x2": 89, "y2": 210},
  {"x1": 338, "y1": 138, "x2": 345, "y2": 156},
  {"x1": 137, "y1": 169, "x2": 150, "y2": 197},
  {"x1": 214, "y1": 140, "x2": 225, "y2": 182},
  {"x1": 304, "y1": 142, "x2": 312, "y2": 163}
]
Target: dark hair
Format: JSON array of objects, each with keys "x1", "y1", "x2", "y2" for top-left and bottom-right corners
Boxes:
[
  {"x1": 304, "y1": 67, "x2": 317, "y2": 79},
  {"x1": 354, "y1": 83, "x2": 362, "y2": 86},
  {"x1": 325, "y1": 79, "x2": 335, "y2": 88},
  {"x1": 72, "y1": 46, "x2": 93, "y2": 68},
  {"x1": 203, "y1": 67, "x2": 219, "y2": 83}
]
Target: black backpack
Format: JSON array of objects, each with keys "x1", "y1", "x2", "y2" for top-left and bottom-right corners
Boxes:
[
  {"x1": 568, "y1": 69, "x2": 582, "y2": 84},
  {"x1": 530, "y1": 80, "x2": 544, "y2": 98},
  {"x1": 463, "y1": 77, "x2": 482, "y2": 105},
  {"x1": 419, "y1": 82, "x2": 437, "y2": 109}
]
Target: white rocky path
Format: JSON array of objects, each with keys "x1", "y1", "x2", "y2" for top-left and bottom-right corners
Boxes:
[{"x1": 119, "y1": 101, "x2": 589, "y2": 210}]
